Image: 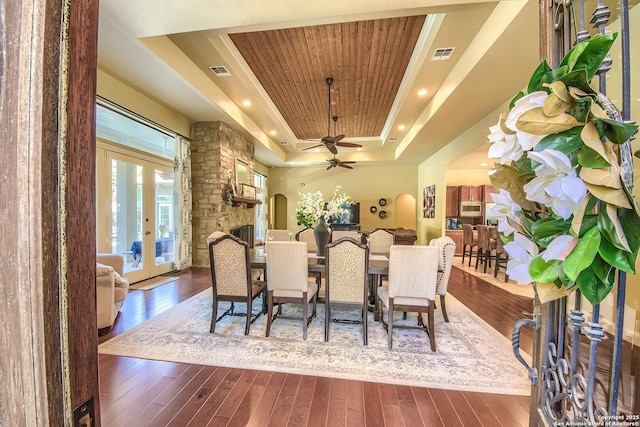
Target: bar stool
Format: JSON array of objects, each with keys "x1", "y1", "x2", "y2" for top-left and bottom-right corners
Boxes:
[
  {"x1": 461, "y1": 224, "x2": 478, "y2": 267},
  {"x1": 475, "y1": 225, "x2": 496, "y2": 273},
  {"x1": 494, "y1": 230, "x2": 509, "y2": 282}
]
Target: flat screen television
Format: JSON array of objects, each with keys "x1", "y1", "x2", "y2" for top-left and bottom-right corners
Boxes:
[{"x1": 329, "y1": 202, "x2": 360, "y2": 225}]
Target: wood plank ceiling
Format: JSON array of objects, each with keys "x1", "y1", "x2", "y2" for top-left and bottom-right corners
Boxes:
[{"x1": 229, "y1": 15, "x2": 426, "y2": 141}]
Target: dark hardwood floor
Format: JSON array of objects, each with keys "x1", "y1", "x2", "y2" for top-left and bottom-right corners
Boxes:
[{"x1": 97, "y1": 261, "x2": 535, "y2": 426}]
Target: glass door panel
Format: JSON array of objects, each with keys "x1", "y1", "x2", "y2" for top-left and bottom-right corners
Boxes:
[{"x1": 154, "y1": 168, "x2": 175, "y2": 269}]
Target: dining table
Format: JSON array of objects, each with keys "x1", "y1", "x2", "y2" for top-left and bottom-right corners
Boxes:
[{"x1": 249, "y1": 247, "x2": 389, "y2": 319}]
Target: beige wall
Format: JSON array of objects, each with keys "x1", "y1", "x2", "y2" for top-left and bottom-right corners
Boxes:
[
  {"x1": 268, "y1": 164, "x2": 417, "y2": 234},
  {"x1": 446, "y1": 169, "x2": 492, "y2": 186},
  {"x1": 97, "y1": 68, "x2": 191, "y2": 136}
]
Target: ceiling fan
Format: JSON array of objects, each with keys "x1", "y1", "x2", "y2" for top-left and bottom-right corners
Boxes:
[
  {"x1": 326, "y1": 155, "x2": 356, "y2": 170},
  {"x1": 303, "y1": 77, "x2": 362, "y2": 155}
]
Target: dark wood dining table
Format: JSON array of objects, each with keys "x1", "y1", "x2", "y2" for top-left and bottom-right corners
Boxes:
[{"x1": 249, "y1": 247, "x2": 389, "y2": 319}]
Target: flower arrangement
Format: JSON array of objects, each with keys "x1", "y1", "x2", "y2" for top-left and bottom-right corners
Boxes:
[
  {"x1": 295, "y1": 186, "x2": 351, "y2": 228},
  {"x1": 158, "y1": 224, "x2": 168, "y2": 237},
  {"x1": 487, "y1": 33, "x2": 639, "y2": 304}
]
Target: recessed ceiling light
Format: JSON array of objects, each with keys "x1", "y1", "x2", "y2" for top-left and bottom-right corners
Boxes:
[
  {"x1": 357, "y1": 147, "x2": 362, "y2": 151},
  {"x1": 270, "y1": 130, "x2": 277, "y2": 136},
  {"x1": 398, "y1": 125, "x2": 406, "y2": 131},
  {"x1": 480, "y1": 162, "x2": 488, "y2": 167},
  {"x1": 242, "y1": 99, "x2": 251, "y2": 107},
  {"x1": 418, "y1": 89, "x2": 428, "y2": 96}
]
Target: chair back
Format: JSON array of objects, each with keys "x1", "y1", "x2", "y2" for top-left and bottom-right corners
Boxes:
[
  {"x1": 331, "y1": 230, "x2": 359, "y2": 242},
  {"x1": 326, "y1": 238, "x2": 369, "y2": 303},
  {"x1": 295, "y1": 228, "x2": 317, "y2": 252},
  {"x1": 388, "y1": 245, "x2": 439, "y2": 300},
  {"x1": 266, "y1": 229, "x2": 292, "y2": 241},
  {"x1": 429, "y1": 236, "x2": 456, "y2": 296},
  {"x1": 208, "y1": 234, "x2": 250, "y2": 297},
  {"x1": 206, "y1": 230, "x2": 227, "y2": 246},
  {"x1": 495, "y1": 230, "x2": 506, "y2": 254},
  {"x1": 368, "y1": 229, "x2": 394, "y2": 254},
  {"x1": 476, "y1": 225, "x2": 491, "y2": 250},
  {"x1": 265, "y1": 241, "x2": 309, "y2": 291},
  {"x1": 462, "y1": 224, "x2": 476, "y2": 246}
]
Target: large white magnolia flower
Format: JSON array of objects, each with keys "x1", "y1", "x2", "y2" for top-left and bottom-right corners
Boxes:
[
  {"x1": 523, "y1": 149, "x2": 587, "y2": 219},
  {"x1": 541, "y1": 235, "x2": 579, "y2": 262},
  {"x1": 490, "y1": 189, "x2": 521, "y2": 236},
  {"x1": 487, "y1": 91, "x2": 548, "y2": 164},
  {"x1": 505, "y1": 233, "x2": 539, "y2": 284}
]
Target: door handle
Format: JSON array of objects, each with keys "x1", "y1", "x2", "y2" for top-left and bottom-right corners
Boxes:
[{"x1": 145, "y1": 231, "x2": 151, "y2": 236}]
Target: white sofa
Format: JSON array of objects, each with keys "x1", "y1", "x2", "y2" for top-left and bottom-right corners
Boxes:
[{"x1": 96, "y1": 254, "x2": 129, "y2": 331}]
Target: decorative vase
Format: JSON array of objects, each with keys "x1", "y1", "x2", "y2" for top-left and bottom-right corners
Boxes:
[{"x1": 314, "y1": 217, "x2": 330, "y2": 257}]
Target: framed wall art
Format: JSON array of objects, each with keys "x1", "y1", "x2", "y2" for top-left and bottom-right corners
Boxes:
[{"x1": 423, "y1": 185, "x2": 435, "y2": 218}]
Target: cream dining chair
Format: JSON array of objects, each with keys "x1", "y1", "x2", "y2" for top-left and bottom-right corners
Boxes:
[
  {"x1": 295, "y1": 227, "x2": 317, "y2": 253},
  {"x1": 377, "y1": 245, "x2": 439, "y2": 350},
  {"x1": 429, "y1": 236, "x2": 457, "y2": 322},
  {"x1": 331, "y1": 230, "x2": 359, "y2": 242},
  {"x1": 367, "y1": 228, "x2": 394, "y2": 254},
  {"x1": 266, "y1": 229, "x2": 292, "y2": 241},
  {"x1": 265, "y1": 241, "x2": 318, "y2": 340},
  {"x1": 324, "y1": 237, "x2": 369, "y2": 344}
]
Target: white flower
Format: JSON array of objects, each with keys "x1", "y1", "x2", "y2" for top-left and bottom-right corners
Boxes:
[
  {"x1": 296, "y1": 186, "x2": 351, "y2": 226},
  {"x1": 523, "y1": 149, "x2": 587, "y2": 219},
  {"x1": 505, "y1": 91, "x2": 548, "y2": 151},
  {"x1": 487, "y1": 119, "x2": 523, "y2": 165},
  {"x1": 505, "y1": 233, "x2": 539, "y2": 284},
  {"x1": 541, "y1": 235, "x2": 579, "y2": 262},
  {"x1": 490, "y1": 189, "x2": 522, "y2": 236}
]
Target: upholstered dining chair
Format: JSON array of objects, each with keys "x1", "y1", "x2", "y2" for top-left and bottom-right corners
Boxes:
[
  {"x1": 377, "y1": 245, "x2": 439, "y2": 350},
  {"x1": 475, "y1": 225, "x2": 496, "y2": 273},
  {"x1": 461, "y1": 223, "x2": 478, "y2": 267},
  {"x1": 429, "y1": 236, "x2": 457, "y2": 322},
  {"x1": 295, "y1": 227, "x2": 317, "y2": 253},
  {"x1": 265, "y1": 241, "x2": 318, "y2": 340},
  {"x1": 367, "y1": 228, "x2": 394, "y2": 254},
  {"x1": 208, "y1": 230, "x2": 262, "y2": 280},
  {"x1": 208, "y1": 233, "x2": 267, "y2": 335},
  {"x1": 331, "y1": 230, "x2": 359, "y2": 242},
  {"x1": 266, "y1": 229, "x2": 292, "y2": 241},
  {"x1": 324, "y1": 237, "x2": 369, "y2": 344}
]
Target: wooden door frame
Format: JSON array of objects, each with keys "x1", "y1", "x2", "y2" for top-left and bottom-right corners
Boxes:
[{"x1": 1, "y1": 0, "x2": 100, "y2": 424}]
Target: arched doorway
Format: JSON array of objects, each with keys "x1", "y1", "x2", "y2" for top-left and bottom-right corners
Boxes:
[
  {"x1": 394, "y1": 193, "x2": 416, "y2": 230},
  {"x1": 270, "y1": 193, "x2": 288, "y2": 229}
]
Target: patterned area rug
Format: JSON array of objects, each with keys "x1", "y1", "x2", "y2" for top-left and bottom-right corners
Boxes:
[{"x1": 99, "y1": 289, "x2": 531, "y2": 396}]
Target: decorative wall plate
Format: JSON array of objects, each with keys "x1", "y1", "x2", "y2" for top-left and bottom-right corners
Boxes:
[
  {"x1": 379, "y1": 210, "x2": 388, "y2": 219},
  {"x1": 370, "y1": 206, "x2": 377, "y2": 213},
  {"x1": 379, "y1": 198, "x2": 387, "y2": 206}
]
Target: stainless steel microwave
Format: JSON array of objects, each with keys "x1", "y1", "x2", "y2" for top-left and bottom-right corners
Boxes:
[{"x1": 460, "y1": 201, "x2": 483, "y2": 217}]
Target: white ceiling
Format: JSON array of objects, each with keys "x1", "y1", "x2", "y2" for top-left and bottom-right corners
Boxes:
[{"x1": 97, "y1": 0, "x2": 541, "y2": 169}]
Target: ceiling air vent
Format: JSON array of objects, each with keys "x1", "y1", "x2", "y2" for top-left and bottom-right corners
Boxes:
[
  {"x1": 209, "y1": 66, "x2": 232, "y2": 76},
  {"x1": 279, "y1": 141, "x2": 289, "y2": 145},
  {"x1": 431, "y1": 47, "x2": 455, "y2": 61}
]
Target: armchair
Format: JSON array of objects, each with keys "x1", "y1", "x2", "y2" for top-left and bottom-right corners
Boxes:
[{"x1": 96, "y1": 254, "x2": 129, "y2": 332}]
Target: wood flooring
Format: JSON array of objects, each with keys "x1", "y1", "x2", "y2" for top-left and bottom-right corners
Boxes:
[{"x1": 97, "y1": 262, "x2": 535, "y2": 426}]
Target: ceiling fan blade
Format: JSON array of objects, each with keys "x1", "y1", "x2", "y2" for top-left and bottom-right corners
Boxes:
[
  {"x1": 328, "y1": 144, "x2": 338, "y2": 155},
  {"x1": 326, "y1": 164, "x2": 333, "y2": 170},
  {"x1": 336, "y1": 141, "x2": 362, "y2": 148},
  {"x1": 303, "y1": 144, "x2": 325, "y2": 151},
  {"x1": 340, "y1": 161, "x2": 356, "y2": 164},
  {"x1": 338, "y1": 163, "x2": 354, "y2": 169},
  {"x1": 331, "y1": 134, "x2": 345, "y2": 143}
]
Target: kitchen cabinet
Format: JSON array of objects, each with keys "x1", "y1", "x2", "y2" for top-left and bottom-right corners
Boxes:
[
  {"x1": 483, "y1": 185, "x2": 497, "y2": 202},
  {"x1": 445, "y1": 230, "x2": 464, "y2": 255},
  {"x1": 459, "y1": 185, "x2": 482, "y2": 202},
  {"x1": 446, "y1": 186, "x2": 459, "y2": 217}
]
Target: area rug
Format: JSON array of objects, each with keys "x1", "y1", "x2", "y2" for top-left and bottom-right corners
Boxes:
[
  {"x1": 129, "y1": 276, "x2": 179, "y2": 291},
  {"x1": 99, "y1": 289, "x2": 531, "y2": 395},
  {"x1": 453, "y1": 261, "x2": 535, "y2": 298}
]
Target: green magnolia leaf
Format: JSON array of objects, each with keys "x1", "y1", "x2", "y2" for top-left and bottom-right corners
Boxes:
[
  {"x1": 517, "y1": 107, "x2": 581, "y2": 135},
  {"x1": 618, "y1": 207, "x2": 640, "y2": 257},
  {"x1": 528, "y1": 60, "x2": 552, "y2": 93},
  {"x1": 596, "y1": 117, "x2": 639, "y2": 144},
  {"x1": 509, "y1": 91, "x2": 525, "y2": 110},
  {"x1": 558, "y1": 69, "x2": 594, "y2": 95},
  {"x1": 597, "y1": 204, "x2": 631, "y2": 252},
  {"x1": 578, "y1": 146, "x2": 612, "y2": 168},
  {"x1": 576, "y1": 265, "x2": 614, "y2": 305},
  {"x1": 590, "y1": 254, "x2": 617, "y2": 287},
  {"x1": 560, "y1": 33, "x2": 618, "y2": 80},
  {"x1": 541, "y1": 66, "x2": 569, "y2": 86},
  {"x1": 513, "y1": 156, "x2": 536, "y2": 176},
  {"x1": 532, "y1": 217, "x2": 572, "y2": 239},
  {"x1": 570, "y1": 195, "x2": 592, "y2": 236},
  {"x1": 489, "y1": 163, "x2": 533, "y2": 210},
  {"x1": 529, "y1": 256, "x2": 562, "y2": 283},
  {"x1": 579, "y1": 214, "x2": 598, "y2": 237},
  {"x1": 534, "y1": 126, "x2": 583, "y2": 154},
  {"x1": 569, "y1": 96, "x2": 593, "y2": 123},
  {"x1": 598, "y1": 236, "x2": 637, "y2": 274},
  {"x1": 563, "y1": 226, "x2": 600, "y2": 280}
]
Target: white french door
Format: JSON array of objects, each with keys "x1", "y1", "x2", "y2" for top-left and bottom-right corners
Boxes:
[{"x1": 97, "y1": 142, "x2": 175, "y2": 283}]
